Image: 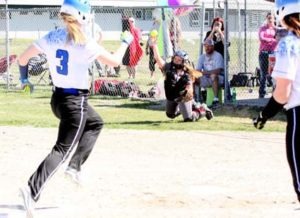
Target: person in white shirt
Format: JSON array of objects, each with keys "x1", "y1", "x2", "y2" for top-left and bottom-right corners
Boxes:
[
  {"x1": 18, "y1": 0, "x2": 133, "y2": 216},
  {"x1": 253, "y1": 0, "x2": 300, "y2": 203}
]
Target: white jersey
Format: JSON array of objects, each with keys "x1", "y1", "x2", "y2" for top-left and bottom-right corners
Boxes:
[
  {"x1": 272, "y1": 32, "x2": 300, "y2": 110},
  {"x1": 34, "y1": 28, "x2": 104, "y2": 89}
]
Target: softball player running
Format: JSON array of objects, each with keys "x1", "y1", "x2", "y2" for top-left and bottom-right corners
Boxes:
[
  {"x1": 18, "y1": 0, "x2": 133, "y2": 217},
  {"x1": 253, "y1": 0, "x2": 300, "y2": 202}
]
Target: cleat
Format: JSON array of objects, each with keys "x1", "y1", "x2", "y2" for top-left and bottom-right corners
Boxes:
[
  {"x1": 65, "y1": 167, "x2": 83, "y2": 186},
  {"x1": 200, "y1": 103, "x2": 214, "y2": 120},
  {"x1": 21, "y1": 82, "x2": 34, "y2": 94},
  {"x1": 20, "y1": 186, "x2": 35, "y2": 218}
]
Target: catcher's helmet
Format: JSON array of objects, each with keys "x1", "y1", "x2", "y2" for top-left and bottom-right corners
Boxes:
[
  {"x1": 275, "y1": 0, "x2": 300, "y2": 21},
  {"x1": 60, "y1": 0, "x2": 91, "y2": 25},
  {"x1": 173, "y1": 50, "x2": 189, "y2": 63}
]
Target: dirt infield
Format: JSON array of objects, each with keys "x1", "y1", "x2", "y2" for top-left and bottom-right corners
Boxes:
[{"x1": 0, "y1": 126, "x2": 299, "y2": 218}]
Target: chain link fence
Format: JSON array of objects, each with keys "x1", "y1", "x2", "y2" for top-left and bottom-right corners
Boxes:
[{"x1": 0, "y1": 1, "x2": 275, "y2": 105}]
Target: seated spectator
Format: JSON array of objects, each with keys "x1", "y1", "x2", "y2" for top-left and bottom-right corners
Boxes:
[{"x1": 195, "y1": 39, "x2": 224, "y2": 107}]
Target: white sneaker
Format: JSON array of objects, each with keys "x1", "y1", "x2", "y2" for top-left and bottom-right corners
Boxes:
[
  {"x1": 19, "y1": 186, "x2": 35, "y2": 218},
  {"x1": 65, "y1": 167, "x2": 82, "y2": 186}
]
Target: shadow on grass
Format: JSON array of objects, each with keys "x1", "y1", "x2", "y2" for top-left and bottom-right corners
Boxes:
[
  {"x1": 213, "y1": 104, "x2": 286, "y2": 122},
  {"x1": 95, "y1": 103, "x2": 164, "y2": 111},
  {"x1": 105, "y1": 120, "x2": 173, "y2": 126}
]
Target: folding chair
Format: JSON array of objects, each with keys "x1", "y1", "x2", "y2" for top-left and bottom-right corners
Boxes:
[
  {"x1": 0, "y1": 54, "x2": 17, "y2": 83},
  {"x1": 28, "y1": 53, "x2": 50, "y2": 85}
]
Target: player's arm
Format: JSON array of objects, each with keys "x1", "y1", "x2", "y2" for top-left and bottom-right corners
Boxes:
[
  {"x1": 203, "y1": 68, "x2": 221, "y2": 76},
  {"x1": 97, "y1": 31, "x2": 133, "y2": 67},
  {"x1": 151, "y1": 43, "x2": 165, "y2": 69},
  {"x1": 253, "y1": 78, "x2": 290, "y2": 129},
  {"x1": 273, "y1": 78, "x2": 291, "y2": 103},
  {"x1": 97, "y1": 45, "x2": 127, "y2": 67}
]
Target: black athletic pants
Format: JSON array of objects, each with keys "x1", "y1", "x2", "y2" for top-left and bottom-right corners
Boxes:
[
  {"x1": 286, "y1": 106, "x2": 300, "y2": 200},
  {"x1": 28, "y1": 91, "x2": 103, "y2": 201}
]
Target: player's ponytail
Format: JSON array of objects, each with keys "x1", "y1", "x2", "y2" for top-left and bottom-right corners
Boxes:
[
  {"x1": 283, "y1": 13, "x2": 300, "y2": 37},
  {"x1": 60, "y1": 12, "x2": 86, "y2": 45}
]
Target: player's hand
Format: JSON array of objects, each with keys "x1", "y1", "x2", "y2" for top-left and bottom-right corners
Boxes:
[
  {"x1": 120, "y1": 31, "x2": 133, "y2": 45},
  {"x1": 253, "y1": 112, "x2": 267, "y2": 129}
]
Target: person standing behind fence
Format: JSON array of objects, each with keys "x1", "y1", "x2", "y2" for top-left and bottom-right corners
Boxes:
[
  {"x1": 258, "y1": 12, "x2": 277, "y2": 98},
  {"x1": 146, "y1": 18, "x2": 160, "y2": 78},
  {"x1": 122, "y1": 17, "x2": 143, "y2": 80},
  {"x1": 253, "y1": 0, "x2": 300, "y2": 203},
  {"x1": 204, "y1": 17, "x2": 228, "y2": 59},
  {"x1": 17, "y1": 0, "x2": 133, "y2": 217}
]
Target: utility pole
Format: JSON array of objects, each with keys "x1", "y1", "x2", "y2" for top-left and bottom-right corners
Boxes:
[{"x1": 5, "y1": 0, "x2": 10, "y2": 90}]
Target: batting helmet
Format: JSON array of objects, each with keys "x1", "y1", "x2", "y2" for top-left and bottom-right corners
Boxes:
[
  {"x1": 60, "y1": 0, "x2": 91, "y2": 25},
  {"x1": 275, "y1": 0, "x2": 300, "y2": 21}
]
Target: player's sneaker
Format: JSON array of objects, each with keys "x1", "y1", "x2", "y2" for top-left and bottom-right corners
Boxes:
[
  {"x1": 21, "y1": 81, "x2": 34, "y2": 94},
  {"x1": 211, "y1": 99, "x2": 220, "y2": 110},
  {"x1": 201, "y1": 103, "x2": 214, "y2": 120},
  {"x1": 65, "y1": 167, "x2": 83, "y2": 186},
  {"x1": 19, "y1": 186, "x2": 35, "y2": 218}
]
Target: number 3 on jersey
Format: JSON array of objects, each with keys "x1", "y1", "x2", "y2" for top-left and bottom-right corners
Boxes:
[{"x1": 56, "y1": 49, "x2": 69, "y2": 75}]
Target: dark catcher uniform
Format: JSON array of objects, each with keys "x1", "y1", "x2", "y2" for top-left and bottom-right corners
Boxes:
[{"x1": 162, "y1": 62, "x2": 211, "y2": 122}]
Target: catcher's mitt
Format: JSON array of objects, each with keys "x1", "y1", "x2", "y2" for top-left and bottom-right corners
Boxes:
[{"x1": 175, "y1": 84, "x2": 193, "y2": 102}]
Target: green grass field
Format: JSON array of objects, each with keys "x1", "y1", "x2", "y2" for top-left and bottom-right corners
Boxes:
[
  {"x1": 0, "y1": 37, "x2": 281, "y2": 132},
  {"x1": 0, "y1": 89, "x2": 286, "y2": 132}
]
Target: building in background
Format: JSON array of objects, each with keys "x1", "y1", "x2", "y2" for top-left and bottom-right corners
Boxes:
[{"x1": 0, "y1": 0, "x2": 274, "y2": 40}]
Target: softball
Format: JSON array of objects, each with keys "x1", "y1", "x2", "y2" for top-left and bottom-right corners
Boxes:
[{"x1": 150, "y1": 30, "x2": 158, "y2": 38}]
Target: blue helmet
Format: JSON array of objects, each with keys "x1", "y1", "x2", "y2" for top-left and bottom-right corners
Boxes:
[
  {"x1": 60, "y1": 0, "x2": 91, "y2": 25},
  {"x1": 174, "y1": 50, "x2": 189, "y2": 62},
  {"x1": 275, "y1": 0, "x2": 300, "y2": 21}
]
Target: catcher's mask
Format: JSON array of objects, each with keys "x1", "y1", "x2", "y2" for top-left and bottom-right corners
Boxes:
[
  {"x1": 172, "y1": 50, "x2": 189, "y2": 69},
  {"x1": 60, "y1": 0, "x2": 91, "y2": 25}
]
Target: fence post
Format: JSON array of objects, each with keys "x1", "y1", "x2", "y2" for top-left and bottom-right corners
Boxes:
[
  {"x1": 224, "y1": 0, "x2": 230, "y2": 103},
  {"x1": 199, "y1": 2, "x2": 205, "y2": 56},
  {"x1": 244, "y1": 0, "x2": 247, "y2": 74},
  {"x1": 5, "y1": 0, "x2": 10, "y2": 90},
  {"x1": 90, "y1": 11, "x2": 96, "y2": 95}
]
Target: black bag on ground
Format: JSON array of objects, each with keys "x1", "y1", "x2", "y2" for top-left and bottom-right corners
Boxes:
[{"x1": 230, "y1": 73, "x2": 250, "y2": 87}]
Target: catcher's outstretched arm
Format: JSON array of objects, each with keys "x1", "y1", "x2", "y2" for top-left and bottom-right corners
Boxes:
[{"x1": 151, "y1": 43, "x2": 165, "y2": 70}]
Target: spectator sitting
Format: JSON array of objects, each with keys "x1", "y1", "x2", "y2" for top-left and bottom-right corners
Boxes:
[{"x1": 195, "y1": 39, "x2": 224, "y2": 108}]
